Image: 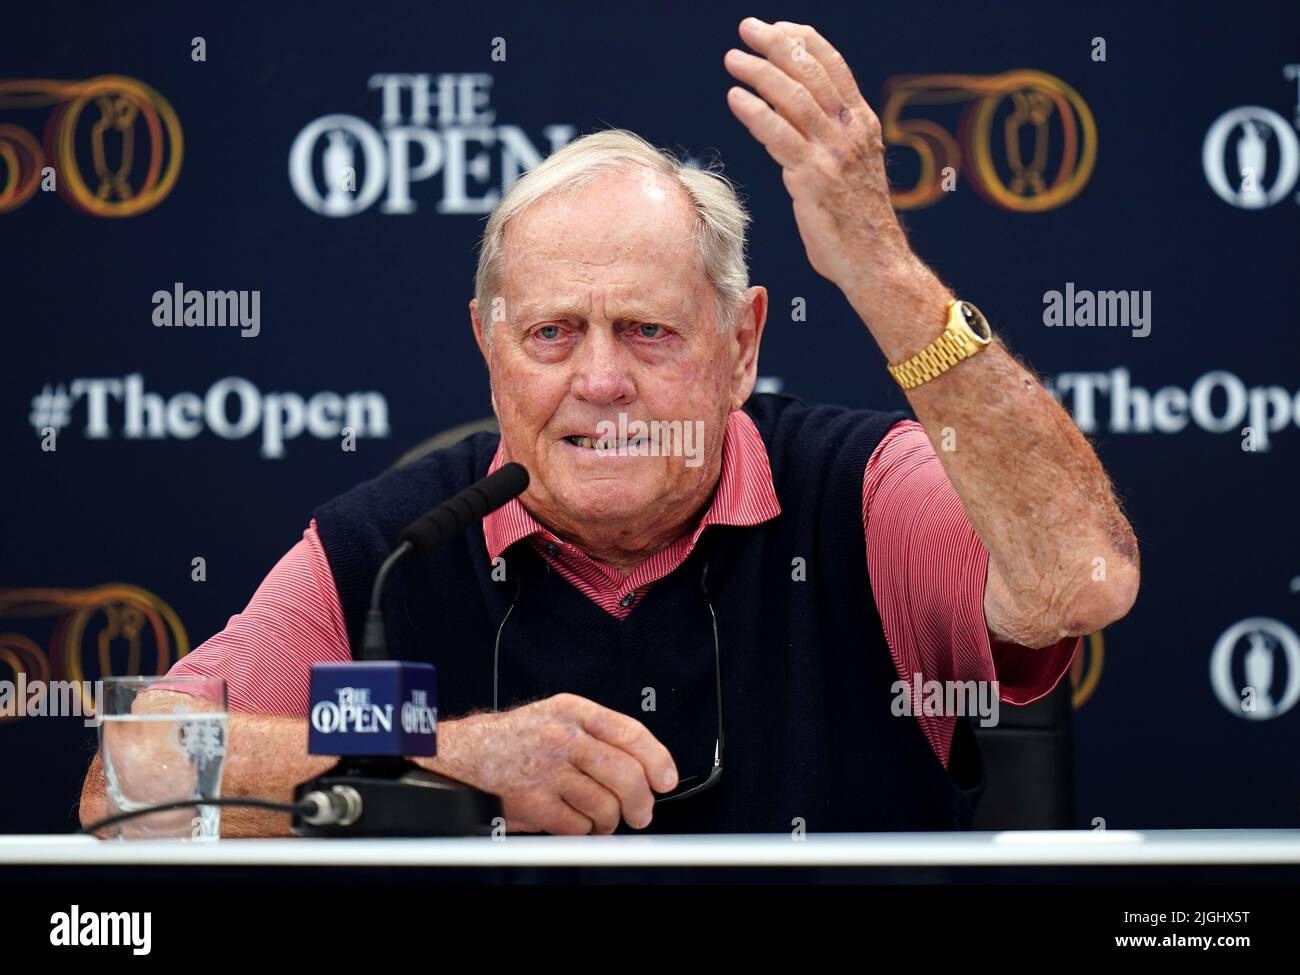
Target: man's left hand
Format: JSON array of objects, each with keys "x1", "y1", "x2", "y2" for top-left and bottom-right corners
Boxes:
[{"x1": 724, "y1": 18, "x2": 921, "y2": 322}]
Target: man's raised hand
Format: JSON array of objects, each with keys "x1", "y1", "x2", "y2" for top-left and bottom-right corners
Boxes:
[{"x1": 724, "y1": 18, "x2": 921, "y2": 320}]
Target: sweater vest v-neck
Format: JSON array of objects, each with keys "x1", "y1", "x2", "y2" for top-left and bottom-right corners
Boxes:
[{"x1": 314, "y1": 393, "x2": 986, "y2": 832}]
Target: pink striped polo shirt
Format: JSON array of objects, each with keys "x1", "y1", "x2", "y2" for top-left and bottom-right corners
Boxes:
[{"x1": 169, "y1": 410, "x2": 1080, "y2": 768}]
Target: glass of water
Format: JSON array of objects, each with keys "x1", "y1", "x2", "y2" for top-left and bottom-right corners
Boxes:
[{"x1": 98, "y1": 675, "x2": 228, "y2": 840}]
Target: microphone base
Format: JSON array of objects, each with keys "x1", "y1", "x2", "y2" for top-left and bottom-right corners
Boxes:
[{"x1": 291, "y1": 757, "x2": 502, "y2": 837}]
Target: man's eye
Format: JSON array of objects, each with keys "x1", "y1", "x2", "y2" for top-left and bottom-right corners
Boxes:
[
  {"x1": 536, "y1": 324, "x2": 562, "y2": 340},
  {"x1": 636, "y1": 323, "x2": 663, "y2": 339}
]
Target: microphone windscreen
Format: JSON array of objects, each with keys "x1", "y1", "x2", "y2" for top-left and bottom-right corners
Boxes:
[{"x1": 398, "y1": 462, "x2": 529, "y2": 555}]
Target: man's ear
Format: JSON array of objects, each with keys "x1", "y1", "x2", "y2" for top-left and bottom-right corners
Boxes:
[
  {"x1": 470, "y1": 298, "x2": 501, "y2": 418},
  {"x1": 469, "y1": 297, "x2": 490, "y2": 365},
  {"x1": 729, "y1": 285, "x2": 768, "y2": 411}
]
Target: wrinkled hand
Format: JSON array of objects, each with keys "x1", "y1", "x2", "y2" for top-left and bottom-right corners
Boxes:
[
  {"x1": 446, "y1": 693, "x2": 679, "y2": 835},
  {"x1": 724, "y1": 18, "x2": 919, "y2": 308}
]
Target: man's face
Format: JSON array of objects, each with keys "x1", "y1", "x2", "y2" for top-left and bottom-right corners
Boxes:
[{"x1": 471, "y1": 167, "x2": 764, "y2": 552}]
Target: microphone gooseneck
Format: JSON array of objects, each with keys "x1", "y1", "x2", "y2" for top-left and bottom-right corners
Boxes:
[{"x1": 360, "y1": 462, "x2": 530, "y2": 661}]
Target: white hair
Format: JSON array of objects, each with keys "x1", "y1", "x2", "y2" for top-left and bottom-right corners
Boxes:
[{"x1": 473, "y1": 128, "x2": 751, "y2": 343}]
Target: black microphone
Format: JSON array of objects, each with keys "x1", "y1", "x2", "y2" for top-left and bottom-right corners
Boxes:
[
  {"x1": 361, "y1": 462, "x2": 529, "y2": 660},
  {"x1": 291, "y1": 461, "x2": 529, "y2": 837},
  {"x1": 400, "y1": 461, "x2": 530, "y2": 555}
]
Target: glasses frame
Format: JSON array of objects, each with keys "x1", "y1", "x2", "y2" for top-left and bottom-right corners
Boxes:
[
  {"x1": 654, "y1": 572, "x2": 723, "y2": 803},
  {"x1": 491, "y1": 556, "x2": 725, "y2": 805}
]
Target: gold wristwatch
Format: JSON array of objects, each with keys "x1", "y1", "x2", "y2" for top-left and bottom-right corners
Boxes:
[{"x1": 887, "y1": 299, "x2": 992, "y2": 390}]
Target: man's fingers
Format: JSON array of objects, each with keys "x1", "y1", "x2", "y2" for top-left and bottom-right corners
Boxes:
[
  {"x1": 771, "y1": 21, "x2": 869, "y2": 112},
  {"x1": 574, "y1": 699, "x2": 679, "y2": 794},
  {"x1": 726, "y1": 86, "x2": 809, "y2": 170},
  {"x1": 724, "y1": 47, "x2": 837, "y2": 142},
  {"x1": 536, "y1": 796, "x2": 596, "y2": 836},
  {"x1": 557, "y1": 771, "x2": 623, "y2": 834},
  {"x1": 735, "y1": 18, "x2": 846, "y2": 119},
  {"x1": 568, "y1": 735, "x2": 656, "y2": 829}
]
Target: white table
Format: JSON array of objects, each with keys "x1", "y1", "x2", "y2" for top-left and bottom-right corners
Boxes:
[{"x1": 2, "y1": 830, "x2": 1299, "y2": 868}]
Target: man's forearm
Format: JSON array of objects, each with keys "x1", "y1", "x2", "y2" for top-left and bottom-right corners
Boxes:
[
  {"x1": 848, "y1": 259, "x2": 1140, "y2": 643},
  {"x1": 80, "y1": 712, "x2": 337, "y2": 838},
  {"x1": 409, "y1": 711, "x2": 488, "y2": 787},
  {"x1": 720, "y1": 20, "x2": 1139, "y2": 643}
]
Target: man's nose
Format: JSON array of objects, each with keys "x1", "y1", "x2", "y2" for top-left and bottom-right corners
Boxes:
[{"x1": 570, "y1": 327, "x2": 636, "y2": 406}]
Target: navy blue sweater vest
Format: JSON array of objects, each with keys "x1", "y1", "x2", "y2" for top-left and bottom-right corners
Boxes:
[{"x1": 313, "y1": 393, "x2": 985, "y2": 832}]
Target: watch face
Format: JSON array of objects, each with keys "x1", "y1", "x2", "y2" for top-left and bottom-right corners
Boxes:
[{"x1": 959, "y1": 302, "x2": 992, "y2": 342}]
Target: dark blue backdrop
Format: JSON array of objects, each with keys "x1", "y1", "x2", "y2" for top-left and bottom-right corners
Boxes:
[{"x1": 2, "y1": 0, "x2": 1297, "y2": 833}]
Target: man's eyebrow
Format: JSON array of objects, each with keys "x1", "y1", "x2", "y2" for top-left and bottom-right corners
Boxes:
[
  {"x1": 513, "y1": 301, "x2": 690, "y2": 326},
  {"x1": 506, "y1": 299, "x2": 581, "y2": 328},
  {"x1": 616, "y1": 307, "x2": 689, "y2": 326}
]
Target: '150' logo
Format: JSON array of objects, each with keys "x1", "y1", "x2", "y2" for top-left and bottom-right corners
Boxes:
[
  {"x1": 0, "y1": 75, "x2": 183, "y2": 217},
  {"x1": 881, "y1": 69, "x2": 1096, "y2": 212}
]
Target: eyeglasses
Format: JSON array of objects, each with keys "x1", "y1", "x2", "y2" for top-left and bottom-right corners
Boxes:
[
  {"x1": 493, "y1": 555, "x2": 724, "y2": 805},
  {"x1": 654, "y1": 563, "x2": 723, "y2": 802}
]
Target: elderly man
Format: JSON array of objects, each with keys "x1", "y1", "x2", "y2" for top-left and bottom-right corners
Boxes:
[{"x1": 80, "y1": 18, "x2": 1137, "y2": 836}]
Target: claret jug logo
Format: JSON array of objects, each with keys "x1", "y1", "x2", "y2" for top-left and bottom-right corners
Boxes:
[
  {"x1": 0, "y1": 76, "x2": 183, "y2": 216},
  {"x1": 1202, "y1": 65, "x2": 1300, "y2": 209},
  {"x1": 1211, "y1": 617, "x2": 1300, "y2": 720},
  {"x1": 881, "y1": 69, "x2": 1097, "y2": 212},
  {"x1": 0, "y1": 585, "x2": 188, "y2": 724}
]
